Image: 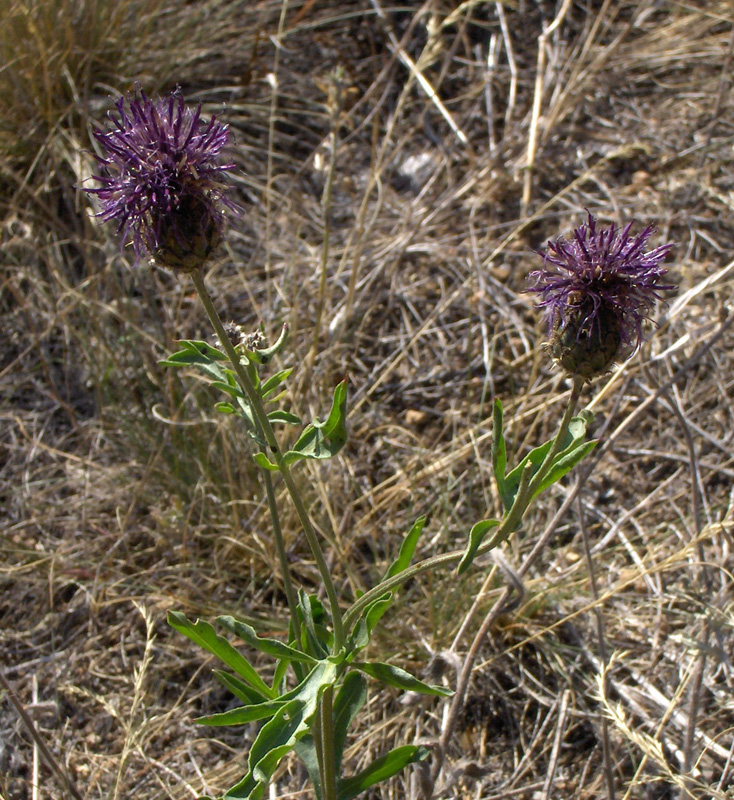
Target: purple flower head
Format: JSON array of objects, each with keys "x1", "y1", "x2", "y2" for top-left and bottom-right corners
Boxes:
[
  {"x1": 86, "y1": 88, "x2": 238, "y2": 271},
  {"x1": 527, "y1": 213, "x2": 674, "y2": 379}
]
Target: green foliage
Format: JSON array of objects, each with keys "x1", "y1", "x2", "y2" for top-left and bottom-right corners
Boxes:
[
  {"x1": 218, "y1": 616, "x2": 318, "y2": 664},
  {"x1": 163, "y1": 296, "x2": 593, "y2": 800},
  {"x1": 253, "y1": 380, "x2": 348, "y2": 469},
  {"x1": 458, "y1": 398, "x2": 597, "y2": 573},
  {"x1": 493, "y1": 398, "x2": 596, "y2": 511},
  {"x1": 170, "y1": 592, "x2": 439, "y2": 800},
  {"x1": 383, "y1": 516, "x2": 426, "y2": 580},
  {"x1": 458, "y1": 518, "x2": 501, "y2": 574},
  {"x1": 167, "y1": 612, "x2": 274, "y2": 700},
  {"x1": 337, "y1": 746, "x2": 430, "y2": 800},
  {"x1": 161, "y1": 340, "x2": 304, "y2": 442},
  {"x1": 352, "y1": 661, "x2": 452, "y2": 697},
  {"x1": 503, "y1": 409, "x2": 596, "y2": 506},
  {"x1": 331, "y1": 673, "x2": 368, "y2": 772},
  {"x1": 162, "y1": 340, "x2": 348, "y2": 472}
]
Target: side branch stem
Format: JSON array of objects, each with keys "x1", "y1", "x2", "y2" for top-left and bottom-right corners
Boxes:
[{"x1": 427, "y1": 378, "x2": 585, "y2": 792}]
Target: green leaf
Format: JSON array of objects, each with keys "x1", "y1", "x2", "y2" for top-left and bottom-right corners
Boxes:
[
  {"x1": 160, "y1": 340, "x2": 235, "y2": 385},
  {"x1": 161, "y1": 340, "x2": 261, "y2": 432},
  {"x1": 271, "y1": 655, "x2": 290, "y2": 694},
  {"x1": 352, "y1": 661, "x2": 452, "y2": 697},
  {"x1": 337, "y1": 745, "x2": 429, "y2": 800},
  {"x1": 160, "y1": 339, "x2": 228, "y2": 368},
  {"x1": 384, "y1": 516, "x2": 426, "y2": 580},
  {"x1": 283, "y1": 380, "x2": 348, "y2": 465},
  {"x1": 222, "y1": 699, "x2": 306, "y2": 799},
  {"x1": 213, "y1": 670, "x2": 270, "y2": 706},
  {"x1": 266, "y1": 410, "x2": 301, "y2": 425},
  {"x1": 222, "y1": 660, "x2": 338, "y2": 799},
  {"x1": 244, "y1": 323, "x2": 290, "y2": 365},
  {"x1": 196, "y1": 698, "x2": 287, "y2": 727},
  {"x1": 530, "y1": 440, "x2": 597, "y2": 500},
  {"x1": 457, "y1": 518, "x2": 501, "y2": 574},
  {"x1": 217, "y1": 616, "x2": 317, "y2": 664},
  {"x1": 294, "y1": 736, "x2": 321, "y2": 800},
  {"x1": 347, "y1": 619, "x2": 370, "y2": 654},
  {"x1": 210, "y1": 375, "x2": 245, "y2": 399},
  {"x1": 253, "y1": 452, "x2": 279, "y2": 471},
  {"x1": 363, "y1": 593, "x2": 393, "y2": 636},
  {"x1": 298, "y1": 591, "x2": 330, "y2": 659},
  {"x1": 168, "y1": 612, "x2": 275, "y2": 699},
  {"x1": 260, "y1": 369, "x2": 294, "y2": 399},
  {"x1": 333, "y1": 672, "x2": 368, "y2": 772},
  {"x1": 502, "y1": 410, "x2": 594, "y2": 509}
]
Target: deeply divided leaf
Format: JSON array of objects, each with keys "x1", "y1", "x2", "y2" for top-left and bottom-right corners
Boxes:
[
  {"x1": 167, "y1": 612, "x2": 274, "y2": 699},
  {"x1": 217, "y1": 615, "x2": 317, "y2": 664},
  {"x1": 283, "y1": 380, "x2": 348, "y2": 465},
  {"x1": 222, "y1": 660, "x2": 338, "y2": 799}
]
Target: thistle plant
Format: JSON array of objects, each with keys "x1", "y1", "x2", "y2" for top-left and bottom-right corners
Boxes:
[{"x1": 85, "y1": 89, "x2": 674, "y2": 800}]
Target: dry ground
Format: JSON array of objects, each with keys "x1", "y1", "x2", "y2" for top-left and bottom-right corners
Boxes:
[{"x1": 2, "y1": 1, "x2": 734, "y2": 798}]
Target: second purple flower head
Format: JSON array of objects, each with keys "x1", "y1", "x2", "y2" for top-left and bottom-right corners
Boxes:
[
  {"x1": 87, "y1": 89, "x2": 238, "y2": 271},
  {"x1": 528, "y1": 213, "x2": 674, "y2": 380}
]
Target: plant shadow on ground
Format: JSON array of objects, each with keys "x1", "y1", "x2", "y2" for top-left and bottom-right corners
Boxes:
[{"x1": 2, "y1": 1, "x2": 734, "y2": 798}]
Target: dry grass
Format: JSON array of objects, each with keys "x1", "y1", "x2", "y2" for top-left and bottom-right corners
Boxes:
[{"x1": 2, "y1": 0, "x2": 734, "y2": 798}]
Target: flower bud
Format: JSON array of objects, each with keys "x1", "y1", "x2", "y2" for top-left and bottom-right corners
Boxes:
[
  {"x1": 549, "y1": 301, "x2": 622, "y2": 380},
  {"x1": 153, "y1": 195, "x2": 223, "y2": 272}
]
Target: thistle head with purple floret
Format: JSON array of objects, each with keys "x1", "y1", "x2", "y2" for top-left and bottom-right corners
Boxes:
[
  {"x1": 86, "y1": 89, "x2": 238, "y2": 272},
  {"x1": 528, "y1": 213, "x2": 674, "y2": 380}
]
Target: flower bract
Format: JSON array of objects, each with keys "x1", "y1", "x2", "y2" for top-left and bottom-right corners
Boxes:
[
  {"x1": 86, "y1": 89, "x2": 238, "y2": 271},
  {"x1": 528, "y1": 213, "x2": 674, "y2": 380}
]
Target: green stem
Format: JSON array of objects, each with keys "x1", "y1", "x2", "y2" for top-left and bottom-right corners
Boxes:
[
  {"x1": 190, "y1": 269, "x2": 346, "y2": 651},
  {"x1": 528, "y1": 375, "x2": 585, "y2": 496},
  {"x1": 262, "y1": 469, "x2": 300, "y2": 631},
  {"x1": 343, "y1": 380, "x2": 585, "y2": 632},
  {"x1": 320, "y1": 686, "x2": 337, "y2": 800}
]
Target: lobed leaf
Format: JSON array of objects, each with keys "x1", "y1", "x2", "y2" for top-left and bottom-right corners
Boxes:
[
  {"x1": 282, "y1": 380, "x2": 348, "y2": 465},
  {"x1": 167, "y1": 612, "x2": 274, "y2": 699},
  {"x1": 217, "y1": 615, "x2": 317, "y2": 664},
  {"x1": 222, "y1": 660, "x2": 338, "y2": 799},
  {"x1": 213, "y1": 670, "x2": 270, "y2": 706}
]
